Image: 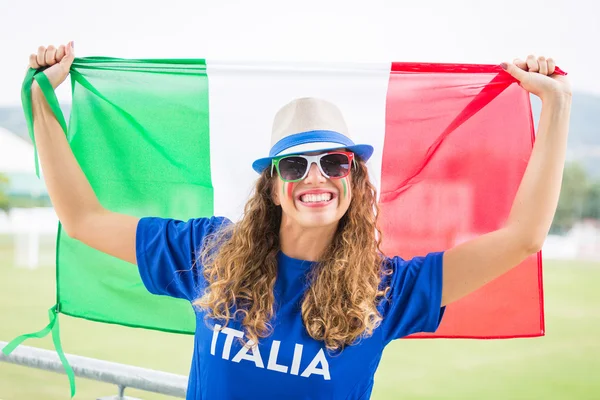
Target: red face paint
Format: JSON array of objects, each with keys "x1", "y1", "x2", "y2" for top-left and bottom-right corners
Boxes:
[{"x1": 287, "y1": 181, "x2": 294, "y2": 200}]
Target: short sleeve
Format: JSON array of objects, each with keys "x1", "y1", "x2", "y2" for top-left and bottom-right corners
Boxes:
[
  {"x1": 135, "y1": 216, "x2": 231, "y2": 301},
  {"x1": 379, "y1": 251, "x2": 445, "y2": 345}
]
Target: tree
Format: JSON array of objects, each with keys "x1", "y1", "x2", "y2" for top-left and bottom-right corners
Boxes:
[
  {"x1": 551, "y1": 162, "x2": 588, "y2": 233},
  {"x1": 0, "y1": 173, "x2": 9, "y2": 212},
  {"x1": 583, "y1": 181, "x2": 600, "y2": 220}
]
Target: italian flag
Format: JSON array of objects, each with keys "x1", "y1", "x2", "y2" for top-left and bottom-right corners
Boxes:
[{"x1": 36, "y1": 58, "x2": 544, "y2": 339}]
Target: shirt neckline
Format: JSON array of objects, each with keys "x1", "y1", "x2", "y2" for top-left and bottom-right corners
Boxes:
[{"x1": 277, "y1": 250, "x2": 317, "y2": 271}]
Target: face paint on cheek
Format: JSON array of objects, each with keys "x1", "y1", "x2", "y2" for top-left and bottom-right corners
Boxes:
[
  {"x1": 287, "y1": 182, "x2": 294, "y2": 201},
  {"x1": 341, "y1": 177, "x2": 348, "y2": 199}
]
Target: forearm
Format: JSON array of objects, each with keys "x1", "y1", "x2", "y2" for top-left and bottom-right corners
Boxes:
[
  {"x1": 32, "y1": 84, "x2": 104, "y2": 237},
  {"x1": 506, "y1": 93, "x2": 572, "y2": 250}
]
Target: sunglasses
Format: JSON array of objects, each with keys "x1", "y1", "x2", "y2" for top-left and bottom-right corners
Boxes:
[{"x1": 271, "y1": 151, "x2": 355, "y2": 183}]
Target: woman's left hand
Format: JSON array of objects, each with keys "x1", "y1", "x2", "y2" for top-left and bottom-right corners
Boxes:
[{"x1": 502, "y1": 55, "x2": 572, "y2": 102}]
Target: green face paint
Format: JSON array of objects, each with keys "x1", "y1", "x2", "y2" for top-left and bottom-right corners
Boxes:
[{"x1": 342, "y1": 177, "x2": 347, "y2": 199}]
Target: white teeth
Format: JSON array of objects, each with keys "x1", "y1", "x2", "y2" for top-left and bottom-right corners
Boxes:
[{"x1": 300, "y1": 193, "x2": 332, "y2": 203}]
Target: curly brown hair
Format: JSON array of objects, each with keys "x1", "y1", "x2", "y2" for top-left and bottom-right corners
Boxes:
[{"x1": 193, "y1": 159, "x2": 387, "y2": 351}]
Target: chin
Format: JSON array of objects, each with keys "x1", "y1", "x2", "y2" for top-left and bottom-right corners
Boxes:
[{"x1": 297, "y1": 213, "x2": 343, "y2": 229}]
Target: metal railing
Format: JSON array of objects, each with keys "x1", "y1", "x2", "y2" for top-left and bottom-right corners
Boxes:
[{"x1": 0, "y1": 341, "x2": 187, "y2": 399}]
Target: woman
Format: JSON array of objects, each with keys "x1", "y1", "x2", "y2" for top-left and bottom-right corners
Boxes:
[{"x1": 28, "y1": 42, "x2": 571, "y2": 399}]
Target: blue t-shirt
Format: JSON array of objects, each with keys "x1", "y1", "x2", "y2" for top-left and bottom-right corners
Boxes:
[{"x1": 136, "y1": 216, "x2": 445, "y2": 400}]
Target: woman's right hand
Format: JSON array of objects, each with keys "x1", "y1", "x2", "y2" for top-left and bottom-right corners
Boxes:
[{"x1": 29, "y1": 41, "x2": 75, "y2": 90}]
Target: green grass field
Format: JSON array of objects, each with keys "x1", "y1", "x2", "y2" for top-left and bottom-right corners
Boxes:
[{"x1": 1, "y1": 240, "x2": 599, "y2": 400}]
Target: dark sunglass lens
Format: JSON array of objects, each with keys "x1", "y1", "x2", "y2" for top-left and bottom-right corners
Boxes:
[
  {"x1": 279, "y1": 157, "x2": 308, "y2": 181},
  {"x1": 321, "y1": 154, "x2": 350, "y2": 178}
]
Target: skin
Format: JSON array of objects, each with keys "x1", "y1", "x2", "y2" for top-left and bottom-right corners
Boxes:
[
  {"x1": 341, "y1": 177, "x2": 348, "y2": 199},
  {"x1": 29, "y1": 42, "x2": 571, "y2": 308},
  {"x1": 286, "y1": 181, "x2": 294, "y2": 202},
  {"x1": 273, "y1": 154, "x2": 352, "y2": 262}
]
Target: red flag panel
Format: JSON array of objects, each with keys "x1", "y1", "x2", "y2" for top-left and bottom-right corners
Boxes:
[{"x1": 379, "y1": 62, "x2": 544, "y2": 338}]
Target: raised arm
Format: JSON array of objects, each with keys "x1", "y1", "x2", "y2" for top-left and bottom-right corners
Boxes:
[
  {"x1": 441, "y1": 55, "x2": 572, "y2": 306},
  {"x1": 29, "y1": 42, "x2": 139, "y2": 265}
]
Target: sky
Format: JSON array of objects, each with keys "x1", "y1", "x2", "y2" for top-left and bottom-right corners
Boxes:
[{"x1": 1, "y1": 0, "x2": 599, "y2": 105}]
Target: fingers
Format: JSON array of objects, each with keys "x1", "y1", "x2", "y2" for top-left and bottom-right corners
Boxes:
[
  {"x1": 45, "y1": 45, "x2": 57, "y2": 66},
  {"x1": 55, "y1": 45, "x2": 66, "y2": 63},
  {"x1": 547, "y1": 58, "x2": 556, "y2": 75},
  {"x1": 509, "y1": 55, "x2": 556, "y2": 76},
  {"x1": 526, "y1": 55, "x2": 539, "y2": 72},
  {"x1": 538, "y1": 56, "x2": 548, "y2": 75},
  {"x1": 501, "y1": 61, "x2": 529, "y2": 82},
  {"x1": 513, "y1": 58, "x2": 527, "y2": 71},
  {"x1": 59, "y1": 41, "x2": 75, "y2": 71},
  {"x1": 29, "y1": 53, "x2": 40, "y2": 69},
  {"x1": 29, "y1": 43, "x2": 72, "y2": 70},
  {"x1": 36, "y1": 46, "x2": 46, "y2": 67}
]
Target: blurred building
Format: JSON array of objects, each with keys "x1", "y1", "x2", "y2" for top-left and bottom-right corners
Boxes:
[
  {"x1": 0, "y1": 127, "x2": 48, "y2": 199},
  {"x1": 0, "y1": 127, "x2": 55, "y2": 268},
  {"x1": 543, "y1": 219, "x2": 600, "y2": 261}
]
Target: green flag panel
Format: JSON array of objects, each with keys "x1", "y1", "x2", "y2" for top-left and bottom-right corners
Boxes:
[{"x1": 59, "y1": 58, "x2": 213, "y2": 333}]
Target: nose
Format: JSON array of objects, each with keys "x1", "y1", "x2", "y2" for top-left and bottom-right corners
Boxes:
[{"x1": 303, "y1": 162, "x2": 326, "y2": 184}]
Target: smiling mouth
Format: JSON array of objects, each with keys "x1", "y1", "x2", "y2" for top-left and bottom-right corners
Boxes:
[{"x1": 299, "y1": 193, "x2": 333, "y2": 204}]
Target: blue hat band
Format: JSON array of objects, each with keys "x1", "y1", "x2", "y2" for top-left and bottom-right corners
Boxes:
[{"x1": 269, "y1": 130, "x2": 355, "y2": 157}]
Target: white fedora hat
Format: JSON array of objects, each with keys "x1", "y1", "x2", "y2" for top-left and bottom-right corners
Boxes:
[{"x1": 252, "y1": 97, "x2": 374, "y2": 173}]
